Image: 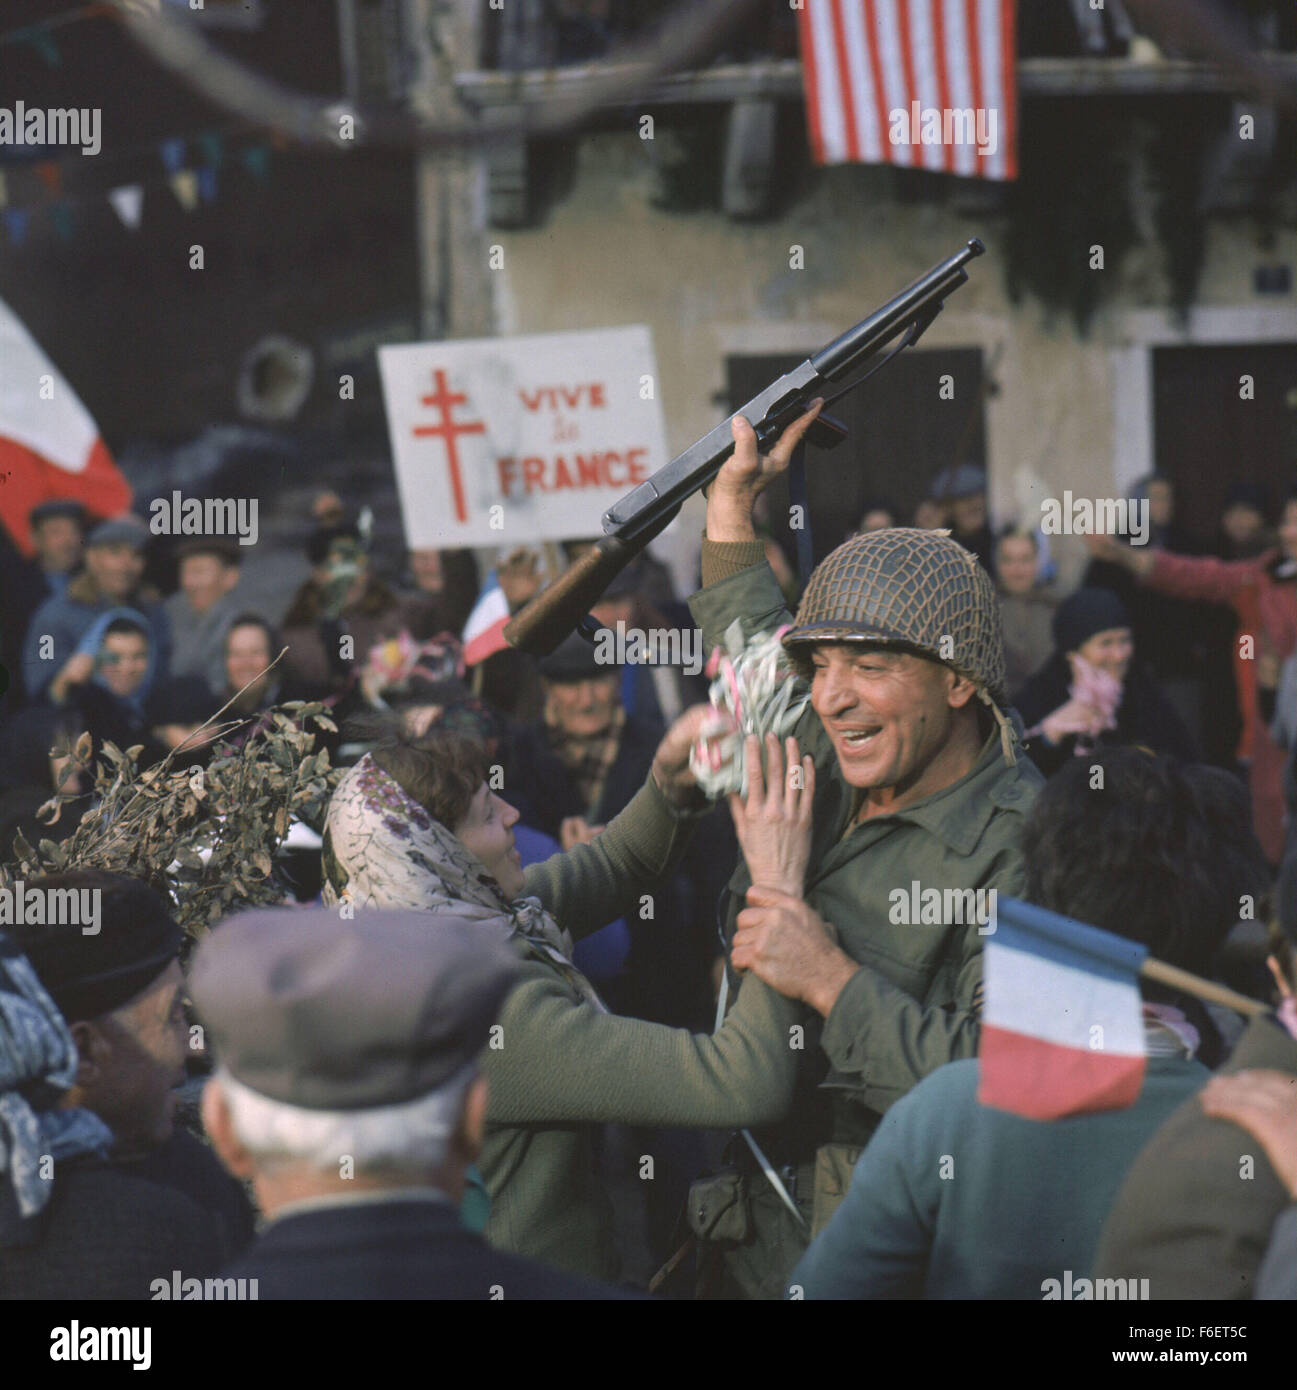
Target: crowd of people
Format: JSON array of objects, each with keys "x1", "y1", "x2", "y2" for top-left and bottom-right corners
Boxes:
[{"x1": 1, "y1": 411, "x2": 1295, "y2": 1302}]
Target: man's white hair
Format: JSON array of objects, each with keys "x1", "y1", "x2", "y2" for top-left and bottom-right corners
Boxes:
[{"x1": 215, "y1": 1063, "x2": 477, "y2": 1176}]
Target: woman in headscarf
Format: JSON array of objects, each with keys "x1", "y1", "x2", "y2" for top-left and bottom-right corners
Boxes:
[
  {"x1": 321, "y1": 713, "x2": 811, "y2": 1283},
  {"x1": 1014, "y1": 587, "x2": 1196, "y2": 778}
]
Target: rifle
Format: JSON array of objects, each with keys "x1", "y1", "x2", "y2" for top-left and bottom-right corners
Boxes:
[{"x1": 504, "y1": 237, "x2": 986, "y2": 656}]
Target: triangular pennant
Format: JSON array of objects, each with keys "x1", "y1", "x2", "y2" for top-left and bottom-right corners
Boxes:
[
  {"x1": 241, "y1": 145, "x2": 270, "y2": 181},
  {"x1": 50, "y1": 204, "x2": 74, "y2": 243},
  {"x1": 34, "y1": 163, "x2": 61, "y2": 197},
  {"x1": 5, "y1": 207, "x2": 30, "y2": 246},
  {"x1": 169, "y1": 170, "x2": 199, "y2": 212},
  {"x1": 108, "y1": 184, "x2": 144, "y2": 231},
  {"x1": 198, "y1": 131, "x2": 225, "y2": 168},
  {"x1": 160, "y1": 137, "x2": 186, "y2": 174},
  {"x1": 197, "y1": 166, "x2": 218, "y2": 203}
]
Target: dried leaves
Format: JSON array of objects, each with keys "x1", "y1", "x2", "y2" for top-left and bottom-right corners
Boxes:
[{"x1": 0, "y1": 701, "x2": 342, "y2": 939}]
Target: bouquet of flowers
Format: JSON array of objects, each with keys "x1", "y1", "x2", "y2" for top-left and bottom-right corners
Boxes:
[{"x1": 689, "y1": 620, "x2": 811, "y2": 798}]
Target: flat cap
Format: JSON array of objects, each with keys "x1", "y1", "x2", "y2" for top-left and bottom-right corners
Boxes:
[
  {"x1": 191, "y1": 907, "x2": 521, "y2": 1110},
  {"x1": 87, "y1": 516, "x2": 149, "y2": 550}
]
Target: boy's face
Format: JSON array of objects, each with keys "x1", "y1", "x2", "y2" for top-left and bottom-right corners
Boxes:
[
  {"x1": 180, "y1": 554, "x2": 237, "y2": 613},
  {"x1": 33, "y1": 516, "x2": 83, "y2": 573},
  {"x1": 85, "y1": 543, "x2": 144, "y2": 599},
  {"x1": 100, "y1": 631, "x2": 150, "y2": 697}
]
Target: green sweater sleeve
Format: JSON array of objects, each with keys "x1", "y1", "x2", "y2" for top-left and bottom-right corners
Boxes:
[
  {"x1": 521, "y1": 774, "x2": 706, "y2": 942},
  {"x1": 482, "y1": 958, "x2": 805, "y2": 1128}
]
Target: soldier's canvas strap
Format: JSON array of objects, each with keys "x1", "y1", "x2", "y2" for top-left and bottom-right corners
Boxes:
[{"x1": 714, "y1": 969, "x2": 809, "y2": 1234}]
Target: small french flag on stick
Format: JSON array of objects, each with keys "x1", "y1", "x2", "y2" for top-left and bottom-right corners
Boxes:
[
  {"x1": 461, "y1": 574, "x2": 511, "y2": 668},
  {"x1": 977, "y1": 898, "x2": 1150, "y2": 1121}
]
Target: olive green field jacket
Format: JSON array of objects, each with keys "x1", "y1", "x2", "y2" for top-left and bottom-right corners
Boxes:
[{"x1": 689, "y1": 540, "x2": 1045, "y2": 1147}]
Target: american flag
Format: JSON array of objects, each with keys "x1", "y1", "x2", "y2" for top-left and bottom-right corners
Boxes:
[{"x1": 796, "y1": 0, "x2": 1018, "y2": 180}]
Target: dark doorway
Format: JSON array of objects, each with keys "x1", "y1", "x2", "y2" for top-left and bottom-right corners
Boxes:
[
  {"x1": 1152, "y1": 343, "x2": 1297, "y2": 544},
  {"x1": 726, "y1": 347, "x2": 987, "y2": 568}
]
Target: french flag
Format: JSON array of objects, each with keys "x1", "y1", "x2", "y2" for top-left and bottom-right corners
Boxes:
[
  {"x1": 977, "y1": 898, "x2": 1148, "y2": 1121},
  {"x1": 461, "y1": 571, "x2": 511, "y2": 667},
  {"x1": 0, "y1": 295, "x2": 131, "y2": 558}
]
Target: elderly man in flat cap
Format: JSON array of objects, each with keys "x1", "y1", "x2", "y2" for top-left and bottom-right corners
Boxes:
[
  {"x1": 194, "y1": 907, "x2": 632, "y2": 1299},
  {"x1": 682, "y1": 408, "x2": 1043, "y2": 1298},
  {"x1": 0, "y1": 871, "x2": 254, "y2": 1299}
]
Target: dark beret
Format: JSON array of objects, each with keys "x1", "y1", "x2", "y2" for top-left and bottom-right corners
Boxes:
[
  {"x1": 1053, "y1": 587, "x2": 1131, "y2": 655},
  {"x1": 8, "y1": 872, "x2": 182, "y2": 1021},
  {"x1": 29, "y1": 500, "x2": 86, "y2": 528},
  {"x1": 191, "y1": 907, "x2": 522, "y2": 1110},
  {"x1": 538, "y1": 630, "x2": 607, "y2": 682}
]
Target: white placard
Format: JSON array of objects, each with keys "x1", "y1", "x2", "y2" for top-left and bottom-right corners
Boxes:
[{"x1": 378, "y1": 325, "x2": 668, "y2": 549}]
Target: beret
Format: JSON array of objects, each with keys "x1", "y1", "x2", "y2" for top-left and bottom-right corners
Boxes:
[
  {"x1": 191, "y1": 907, "x2": 522, "y2": 1110},
  {"x1": 8, "y1": 873, "x2": 182, "y2": 1022},
  {"x1": 1053, "y1": 587, "x2": 1130, "y2": 655},
  {"x1": 930, "y1": 463, "x2": 987, "y2": 502},
  {"x1": 538, "y1": 630, "x2": 607, "y2": 682}
]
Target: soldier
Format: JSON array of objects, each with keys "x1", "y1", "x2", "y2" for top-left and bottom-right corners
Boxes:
[{"x1": 687, "y1": 406, "x2": 1044, "y2": 1298}]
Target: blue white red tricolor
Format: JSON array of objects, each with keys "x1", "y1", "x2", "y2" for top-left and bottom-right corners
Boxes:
[{"x1": 977, "y1": 897, "x2": 1148, "y2": 1120}]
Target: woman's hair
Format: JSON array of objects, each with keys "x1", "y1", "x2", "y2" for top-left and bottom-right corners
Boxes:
[
  {"x1": 1022, "y1": 748, "x2": 1270, "y2": 980},
  {"x1": 224, "y1": 613, "x2": 279, "y2": 657},
  {"x1": 996, "y1": 523, "x2": 1038, "y2": 552},
  {"x1": 368, "y1": 727, "x2": 490, "y2": 830}
]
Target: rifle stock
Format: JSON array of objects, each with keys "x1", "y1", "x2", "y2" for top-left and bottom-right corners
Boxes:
[{"x1": 502, "y1": 503, "x2": 680, "y2": 655}]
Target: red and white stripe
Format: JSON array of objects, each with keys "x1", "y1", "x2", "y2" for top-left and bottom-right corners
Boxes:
[
  {"x1": 0, "y1": 295, "x2": 131, "y2": 557},
  {"x1": 797, "y1": 0, "x2": 1017, "y2": 180},
  {"x1": 461, "y1": 577, "x2": 511, "y2": 667}
]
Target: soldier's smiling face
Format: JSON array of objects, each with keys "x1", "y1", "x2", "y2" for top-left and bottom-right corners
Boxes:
[{"x1": 809, "y1": 643, "x2": 976, "y2": 795}]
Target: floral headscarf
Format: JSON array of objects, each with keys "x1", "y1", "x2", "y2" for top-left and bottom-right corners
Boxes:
[{"x1": 322, "y1": 754, "x2": 605, "y2": 1010}]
